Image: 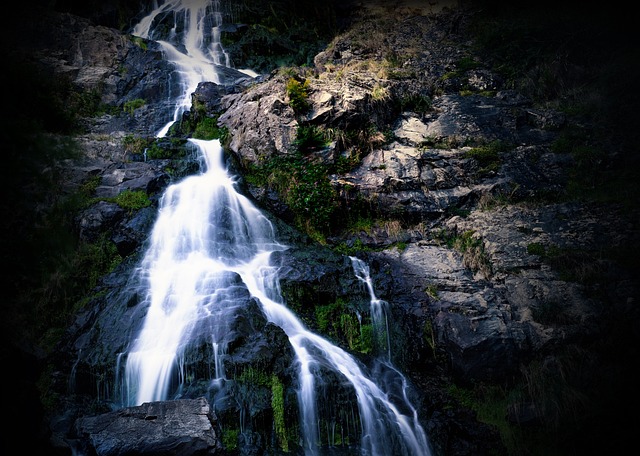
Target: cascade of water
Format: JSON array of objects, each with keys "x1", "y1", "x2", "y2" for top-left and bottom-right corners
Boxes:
[
  {"x1": 133, "y1": 0, "x2": 227, "y2": 137},
  {"x1": 350, "y1": 256, "x2": 392, "y2": 361},
  {"x1": 122, "y1": 1, "x2": 432, "y2": 454}
]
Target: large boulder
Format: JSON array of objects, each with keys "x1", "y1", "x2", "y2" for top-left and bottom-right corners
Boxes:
[{"x1": 74, "y1": 397, "x2": 221, "y2": 456}]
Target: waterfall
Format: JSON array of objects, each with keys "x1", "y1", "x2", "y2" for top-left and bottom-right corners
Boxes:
[
  {"x1": 350, "y1": 256, "x2": 392, "y2": 361},
  {"x1": 122, "y1": 1, "x2": 431, "y2": 454}
]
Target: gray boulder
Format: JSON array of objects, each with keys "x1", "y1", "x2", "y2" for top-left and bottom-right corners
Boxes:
[{"x1": 75, "y1": 397, "x2": 221, "y2": 456}]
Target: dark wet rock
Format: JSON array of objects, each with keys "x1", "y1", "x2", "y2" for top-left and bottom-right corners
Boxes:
[{"x1": 75, "y1": 397, "x2": 221, "y2": 456}]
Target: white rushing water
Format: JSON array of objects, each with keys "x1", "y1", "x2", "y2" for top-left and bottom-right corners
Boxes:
[
  {"x1": 132, "y1": 0, "x2": 231, "y2": 137},
  {"x1": 123, "y1": 1, "x2": 431, "y2": 454}
]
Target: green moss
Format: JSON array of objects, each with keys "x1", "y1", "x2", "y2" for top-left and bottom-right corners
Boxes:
[
  {"x1": 457, "y1": 56, "x2": 481, "y2": 72},
  {"x1": 447, "y1": 382, "x2": 524, "y2": 454},
  {"x1": 333, "y1": 238, "x2": 372, "y2": 256},
  {"x1": 397, "y1": 94, "x2": 432, "y2": 113},
  {"x1": 271, "y1": 375, "x2": 288, "y2": 451},
  {"x1": 122, "y1": 134, "x2": 149, "y2": 155},
  {"x1": 221, "y1": 428, "x2": 239, "y2": 450},
  {"x1": 123, "y1": 98, "x2": 146, "y2": 116},
  {"x1": 149, "y1": 138, "x2": 191, "y2": 160},
  {"x1": 315, "y1": 299, "x2": 373, "y2": 354},
  {"x1": 425, "y1": 284, "x2": 439, "y2": 300},
  {"x1": 527, "y1": 242, "x2": 545, "y2": 256},
  {"x1": 464, "y1": 140, "x2": 509, "y2": 176},
  {"x1": 110, "y1": 189, "x2": 151, "y2": 212},
  {"x1": 423, "y1": 319, "x2": 436, "y2": 357},
  {"x1": 130, "y1": 35, "x2": 148, "y2": 51},
  {"x1": 353, "y1": 323, "x2": 373, "y2": 355},
  {"x1": 315, "y1": 300, "x2": 344, "y2": 333},
  {"x1": 237, "y1": 366, "x2": 271, "y2": 387},
  {"x1": 193, "y1": 116, "x2": 229, "y2": 142}
]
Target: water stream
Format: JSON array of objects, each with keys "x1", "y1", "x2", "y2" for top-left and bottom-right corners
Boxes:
[{"x1": 121, "y1": 1, "x2": 431, "y2": 454}]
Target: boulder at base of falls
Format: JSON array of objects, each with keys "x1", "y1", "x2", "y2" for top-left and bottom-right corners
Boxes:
[{"x1": 74, "y1": 397, "x2": 221, "y2": 456}]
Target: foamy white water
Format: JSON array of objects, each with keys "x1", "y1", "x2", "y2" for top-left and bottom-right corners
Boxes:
[
  {"x1": 123, "y1": 1, "x2": 432, "y2": 454},
  {"x1": 133, "y1": 0, "x2": 231, "y2": 137}
]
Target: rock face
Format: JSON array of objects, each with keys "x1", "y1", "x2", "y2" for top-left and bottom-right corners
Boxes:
[
  {"x1": 74, "y1": 398, "x2": 221, "y2": 456},
  {"x1": 4, "y1": 1, "x2": 638, "y2": 456}
]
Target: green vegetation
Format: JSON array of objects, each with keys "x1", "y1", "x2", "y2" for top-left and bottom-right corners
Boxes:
[
  {"x1": 236, "y1": 366, "x2": 271, "y2": 387},
  {"x1": 271, "y1": 375, "x2": 288, "y2": 451},
  {"x1": 526, "y1": 242, "x2": 545, "y2": 257},
  {"x1": 122, "y1": 134, "x2": 149, "y2": 155},
  {"x1": 419, "y1": 135, "x2": 469, "y2": 150},
  {"x1": 530, "y1": 298, "x2": 573, "y2": 326},
  {"x1": 464, "y1": 140, "x2": 510, "y2": 177},
  {"x1": 285, "y1": 77, "x2": 310, "y2": 113},
  {"x1": 315, "y1": 299, "x2": 373, "y2": 354},
  {"x1": 425, "y1": 284, "x2": 439, "y2": 300},
  {"x1": 245, "y1": 149, "x2": 338, "y2": 241},
  {"x1": 446, "y1": 337, "x2": 633, "y2": 456},
  {"x1": 219, "y1": 0, "x2": 337, "y2": 73},
  {"x1": 435, "y1": 229, "x2": 492, "y2": 278},
  {"x1": 122, "y1": 135, "x2": 191, "y2": 160},
  {"x1": 3, "y1": 117, "x2": 122, "y2": 351},
  {"x1": 422, "y1": 319, "x2": 436, "y2": 358},
  {"x1": 123, "y1": 98, "x2": 146, "y2": 116},
  {"x1": 167, "y1": 105, "x2": 229, "y2": 143},
  {"x1": 193, "y1": 116, "x2": 228, "y2": 141},
  {"x1": 109, "y1": 189, "x2": 151, "y2": 212},
  {"x1": 333, "y1": 238, "x2": 372, "y2": 256},
  {"x1": 130, "y1": 35, "x2": 147, "y2": 50},
  {"x1": 550, "y1": 127, "x2": 636, "y2": 205},
  {"x1": 2, "y1": 58, "x2": 126, "y2": 353},
  {"x1": 293, "y1": 125, "x2": 329, "y2": 152},
  {"x1": 221, "y1": 428, "x2": 239, "y2": 450},
  {"x1": 437, "y1": 55, "x2": 488, "y2": 96},
  {"x1": 525, "y1": 242, "x2": 616, "y2": 285},
  {"x1": 397, "y1": 93, "x2": 432, "y2": 114},
  {"x1": 371, "y1": 83, "x2": 389, "y2": 101}
]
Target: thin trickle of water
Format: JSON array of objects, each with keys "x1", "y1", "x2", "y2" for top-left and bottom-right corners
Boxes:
[
  {"x1": 121, "y1": 1, "x2": 431, "y2": 454},
  {"x1": 350, "y1": 256, "x2": 392, "y2": 361}
]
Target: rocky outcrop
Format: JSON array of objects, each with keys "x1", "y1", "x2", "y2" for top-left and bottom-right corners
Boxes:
[
  {"x1": 210, "y1": 4, "x2": 575, "y2": 388},
  {"x1": 74, "y1": 398, "x2": 221, "y2": 456}
]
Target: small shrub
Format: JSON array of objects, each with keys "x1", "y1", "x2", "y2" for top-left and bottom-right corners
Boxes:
[
  {"x1": 371, "y1": 84, "x2": 389, "y2": 101},
  {"x1": 110, "y1": 189, "x2": 151, "y2": 211},
  {"x1": 244, "y1": 153, "x2": 337, "y2": 238},
  {"x1": 285, "y1": 77, "x2": 310, "y2": 113},
  {"x1": 527, "y1": 242, "x2": 546, "y2": 256},
  {"x1": 465, "y1": 140, "x2": 510, "y2": 176},
  {"x1": 398, "y1": 94, "x2": 432, "y2": 113},
  {"x1": 123, "y1": 98, "x2": 146, "y2": 116},
  {"x1": 122, "y1": 134, "x2": 150, "y2": 154},
  {"x1": 130, "y1": 35, "x2": 148, "y2": 51},
  {"x1": 436, "y1": 229, "x2": 492, "y2": 278},
  {"x1": 221, "y1": 428, "x2": 239, "y2": 450},
  {"x1": 293, "y1": 125, "x2": 328, "y2": 152},
  {"x1": 193, "y1": 116, "x2": 229, "y2": 141}
]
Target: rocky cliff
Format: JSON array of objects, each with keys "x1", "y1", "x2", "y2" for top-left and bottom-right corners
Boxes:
[{"x1": 1, "y1": 1, "x2": 638, "y2": 455}]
